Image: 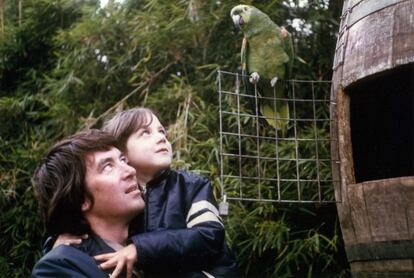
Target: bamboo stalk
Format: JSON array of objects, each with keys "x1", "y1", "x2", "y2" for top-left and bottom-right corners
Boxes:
[
  {"x1": 0, "y1": 0, "x2": 4, "y2": 36},
  {"x1": 84, "y1": 62, "x2": 174, "y2": 130},
  {"x1": 18, "y1": 0, "x2": 22, "y2": 26}
]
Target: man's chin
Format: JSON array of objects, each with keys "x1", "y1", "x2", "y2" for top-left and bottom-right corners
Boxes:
[{"x1": 132, "y1": 199, "x2": 145, "y2": 212}]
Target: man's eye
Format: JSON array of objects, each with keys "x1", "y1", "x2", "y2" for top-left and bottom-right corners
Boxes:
[
  {"x1": 103, "y1": 164, "x2": 113, "y2": 172},
  {"x1": 120, "y1": 156, "x2": 128, "y2": 163}
]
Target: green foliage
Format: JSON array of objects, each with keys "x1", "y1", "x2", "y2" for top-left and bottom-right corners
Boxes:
[
  {"x1": 0, "y1": 0, "x2": 348, "y2": 276},
  {"x1": 0, "y1": 95, "x2": 53, "y2": 276},
  {"x1": 224, "y1": 199, "x2": 348, "y2": 276},
  {"x1": 0, "y1": 0, "x2": 89, "y2": 97}
]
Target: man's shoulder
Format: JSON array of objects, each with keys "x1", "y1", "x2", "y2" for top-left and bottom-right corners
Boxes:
[
  {"x1": 42, "y1": 244, "x2": 87, "y2": 259},
  {"x1": 32, "y1": 245, "x2": 106, "y2": 277}
]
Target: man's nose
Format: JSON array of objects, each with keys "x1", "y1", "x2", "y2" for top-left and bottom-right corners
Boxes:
[{"x1": 122, "y1": 163, "x2": 136, "y2": 179}]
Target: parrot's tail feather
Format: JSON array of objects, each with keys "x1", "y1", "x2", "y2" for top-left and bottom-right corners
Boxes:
[
  {"x1": 243, "y1": 80, "x2": 290, "y2": 135},
  {"x1": 262, "y1": 103, "x2": 290, "y2": 133}
]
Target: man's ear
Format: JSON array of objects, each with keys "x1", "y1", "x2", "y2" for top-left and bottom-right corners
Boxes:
[{"x1": 81, "y1": 198, "x2": 91, "y2": 212}]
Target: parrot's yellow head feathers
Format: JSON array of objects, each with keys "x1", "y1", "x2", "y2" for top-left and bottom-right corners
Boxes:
[
  {"x1": 230, "y1": 5, "x2": 253, "y2": 29},
  {"x1": 230, "y1": 5, "x2": 269, "y2": 32}
]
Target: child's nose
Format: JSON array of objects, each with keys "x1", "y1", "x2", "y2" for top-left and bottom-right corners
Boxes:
[{"x1": 156, "y1": 133, "x2": 167, "y2": 143}]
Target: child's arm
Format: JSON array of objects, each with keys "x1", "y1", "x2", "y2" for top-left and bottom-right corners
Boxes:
[
  {"x1": 94, "y1": 244, "x2": 138, "y2": 278},
  {"x1": 133, "y1": 224, "x2": 224, "y2": 270}
]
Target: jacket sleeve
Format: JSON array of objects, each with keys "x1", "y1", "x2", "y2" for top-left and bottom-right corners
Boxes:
[
  {"x1": 32, "y1": 245, "x2": 107, "y2": 278},
  {"x1": 131, "y1": 175, "x2": 225, "y2": 272}
]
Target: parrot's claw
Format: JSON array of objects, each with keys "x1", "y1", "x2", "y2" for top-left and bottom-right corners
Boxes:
[
  {"x1": 280, "y1": 27, "x2": 289, "y2": 39},
  {"x1": 249, "y1": 72, "x2": 260, "y2": 84},
  {"x1": 270, "y1": 77, "x2": 278, "y2": 87}
]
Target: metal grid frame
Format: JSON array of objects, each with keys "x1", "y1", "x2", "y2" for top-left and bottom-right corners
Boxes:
[{"x1": 217, "y1": 70, "x2": 340, "y2": 203}]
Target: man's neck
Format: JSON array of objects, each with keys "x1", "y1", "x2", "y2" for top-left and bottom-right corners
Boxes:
[
  {"x1": 136, "y1": 173, "x2": 153, "y2": 187},
  {"x1": 87, "y1": 217, "x2": 129, "y2": 246}
]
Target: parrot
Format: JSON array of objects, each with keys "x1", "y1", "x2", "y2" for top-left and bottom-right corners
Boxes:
[{"x1": 230, "y1": 4, "x2": 294, "y2": 133}]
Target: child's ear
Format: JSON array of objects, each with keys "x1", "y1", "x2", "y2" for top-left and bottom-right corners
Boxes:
[{"x1": 81, "y1": 198, "x2": 91, "y2": 212}]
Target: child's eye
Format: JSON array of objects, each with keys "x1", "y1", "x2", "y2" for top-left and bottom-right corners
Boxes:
[
  {"x1": 159, "y1": 126, "x2": 168, "y2": 135},
  {"x1": 140, "y1": 129, "x2": 150, "y2": 135}
]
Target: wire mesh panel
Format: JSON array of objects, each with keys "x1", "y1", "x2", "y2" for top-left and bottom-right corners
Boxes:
[{"x1": 217, "y1": 70, "x2": 340, "y2": 203}]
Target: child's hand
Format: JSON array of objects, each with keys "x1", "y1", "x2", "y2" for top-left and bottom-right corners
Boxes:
[
  {"x1": 94, "y1": 244, "x2": 138, "y2": 278},
  {"x1": 53, "y1": 233, "x2": 88, "y2": 248}
]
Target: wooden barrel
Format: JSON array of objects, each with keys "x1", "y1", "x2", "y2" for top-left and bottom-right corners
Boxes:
[{"x1": 330, "y1": 0, "x2": 414, "y2": 275}]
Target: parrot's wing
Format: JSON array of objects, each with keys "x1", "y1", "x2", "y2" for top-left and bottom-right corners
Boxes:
[
  {"x1": 241, "y1": 36, "x2": 248, "y2": 76},
  {"x1": 240, "y1": 37, "x2": 258, "y2": 116},
  {"x1": 281, "y1": 32, "x2": 294, "y2": 80},
  {"x1": 241, "y1": 36, "x2": 253, "y2": 93}
]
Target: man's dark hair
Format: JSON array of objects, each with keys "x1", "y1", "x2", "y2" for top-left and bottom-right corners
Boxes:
[{"x1": 32, "y1": 129, "x2": 119, "y2": 236}]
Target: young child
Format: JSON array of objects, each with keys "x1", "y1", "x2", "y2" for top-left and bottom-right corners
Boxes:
[{"x1": 98, "y1": 107, "x2": 238, "y2": 277}]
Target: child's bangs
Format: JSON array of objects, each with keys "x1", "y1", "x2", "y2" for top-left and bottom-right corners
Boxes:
[{"x1": 131, "y1": 109, "x2": 153, "y2": 132}]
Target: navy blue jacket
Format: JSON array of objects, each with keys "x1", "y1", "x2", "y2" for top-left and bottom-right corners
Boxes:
[
  {"x1": 32, "y1": 235, "x2": 116, "y2": 277},
  {"x1": 130, "y1": 169, "x2": 239, "y2": 277}
]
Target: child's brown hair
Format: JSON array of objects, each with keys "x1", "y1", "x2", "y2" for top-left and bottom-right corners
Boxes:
[{"x1": 102, "y1": 107, "x2": 156, "y2": 151}]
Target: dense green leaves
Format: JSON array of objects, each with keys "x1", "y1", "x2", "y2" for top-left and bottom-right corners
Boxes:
[{"x1": 0, "y1": 0, "x2": 348, "y2": 276}]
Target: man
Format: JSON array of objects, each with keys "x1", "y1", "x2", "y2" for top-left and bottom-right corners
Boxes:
[{"x1": 31, "y1": 129, "x2": 145, "y2": 277}]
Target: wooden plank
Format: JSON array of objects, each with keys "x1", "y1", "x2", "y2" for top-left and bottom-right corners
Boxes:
[
  {"x1": 341, "y1": 1, "x2": 414, "y2": 87},
  {"x1": 392, "y1": 1, "x2": 414, "y2": 66},
  {"x1": 348, "y1": 183, "x2": 372, "y2": 243},
  {"x1": 363, "y1": 179, "x2": 411, "y2": 241},
  {"x1": 351, "y1": 259, "x2": 414, "y2": 273}
]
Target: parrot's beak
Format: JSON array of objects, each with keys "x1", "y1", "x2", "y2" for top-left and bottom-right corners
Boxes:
[{"x1": 232, "y1": 14, "x2": 244, "y2": 29}]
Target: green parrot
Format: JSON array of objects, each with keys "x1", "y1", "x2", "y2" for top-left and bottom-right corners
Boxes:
[{"x1": 230, "y1": 4, "x2": 293, "y2": 133}]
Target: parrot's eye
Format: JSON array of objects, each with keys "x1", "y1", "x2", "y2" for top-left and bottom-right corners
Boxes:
[{"x1": 243, "y1": 7, "x2": 247, "y2": 12}]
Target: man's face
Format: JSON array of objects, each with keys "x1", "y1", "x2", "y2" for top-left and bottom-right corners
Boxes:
[
  {"x1": 83, "y1": 147, "x2": 144, "y2": 221},
  {"x1": 125, "y1": 113, "x2": 173, "y2": 180}
]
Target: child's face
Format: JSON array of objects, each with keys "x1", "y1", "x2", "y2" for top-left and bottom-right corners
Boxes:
[{"x1": 125, "y1": 113, "x2": 172, "y2": 180}]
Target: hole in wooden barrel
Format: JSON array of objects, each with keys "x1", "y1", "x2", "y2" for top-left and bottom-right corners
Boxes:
[{"x1": 348, "y1": 64, "x2": 414, "y2": 183}]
